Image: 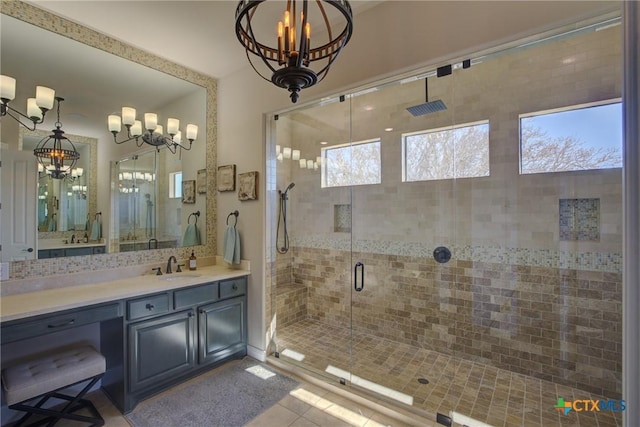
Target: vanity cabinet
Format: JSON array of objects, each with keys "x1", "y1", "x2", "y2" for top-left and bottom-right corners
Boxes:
[
  {"x1": 124, "y1": 277, "x2": 247, "y2": 409},
  {"x1": 198, "y1": 296, "x2": 245, "y2": 365},
  {"x1": 128, "y1": 309, "x2": 196, "y2": 392}
]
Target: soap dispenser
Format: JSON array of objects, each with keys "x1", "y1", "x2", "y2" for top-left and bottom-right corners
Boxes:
[
  {"x1": 189, "y1": 251, "x2": 197, "y2": 270},
  {"x1": 83, "y1": 232, "x2": 89, "y2": 243}
]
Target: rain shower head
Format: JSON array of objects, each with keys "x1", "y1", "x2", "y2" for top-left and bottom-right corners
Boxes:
[
  {"x1": 407, "y1": 100, "x2": 447, "y2": 116},
  {"x1": 406, "y1": 78, "x2": 447, "y2": 117}
]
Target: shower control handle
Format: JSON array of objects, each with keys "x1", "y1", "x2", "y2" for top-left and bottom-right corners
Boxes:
[{"x1": 354, "y1": 262, "x2": 364, "y2": 292}]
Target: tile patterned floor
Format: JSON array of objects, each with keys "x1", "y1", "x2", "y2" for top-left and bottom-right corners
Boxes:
[
  {"x1": 274, "y1": 319, "x2": 623, "y2": 427},
  {"x1": 76, "y1": 358, "x2": 420, "y2": 427}
]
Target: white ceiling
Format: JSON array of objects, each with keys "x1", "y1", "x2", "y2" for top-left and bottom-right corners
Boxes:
[
  {"x1": 1, "y1": 1, "x2": 381, "y2": 138},
  {"x1": 28, "y1": 0, "x2": 384, "y2": 80}
]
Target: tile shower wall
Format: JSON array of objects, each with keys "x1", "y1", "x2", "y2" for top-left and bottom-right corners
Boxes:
[
  {"x1": 270, "y1": 17, "x2": 623, "y2": 403},
  {"x1": 292, "y1": 247, "x2": 621, "y2": 398}
]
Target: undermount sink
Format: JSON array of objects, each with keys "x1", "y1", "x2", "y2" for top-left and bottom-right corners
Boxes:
[{"x1": 158, "y1": 274, "x2": 201, "y2": 281}]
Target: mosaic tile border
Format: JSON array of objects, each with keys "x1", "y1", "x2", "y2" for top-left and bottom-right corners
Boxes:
[{"x1": 291, "y1": 235, "x2": 622, "y2": 273}]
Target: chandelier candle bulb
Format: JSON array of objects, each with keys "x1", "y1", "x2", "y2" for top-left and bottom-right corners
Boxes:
[
  {"x1": 144, "y1": 113, "x2": 157, "y2": 131},
  {"x1": 276, "y1": 145, "x2": 281, "y2": 155},
  {"x1": 299, "y1": 159, "x2": 307, "y2": 168},
  {"x1": 174, "y1": 130, "x2": 182, "y2": 144},
  {"x1": 307, "y1": 159, "x2": 314, "y2": 169},
  {"x1": 186, "y1": 124, "x2": 198, "y2": 141},
  {"x1": 284, "y1": 11, "x2": 290, "y2": 52},
  {"x1": 0, "y1": 75, "x2": 16, "y2": 101},
  {"x1": 154, "y1": 125, "x2": 163, "y2": 135},
  {"x1": 283, "y1": 147, "x2": 292, "y2": 159},
  {"x1": 167, "y1": 118, "x2": 179, "y2": 135},
  {"x1": 27, "y1": 98, "x2": 42, "y2": 120},
  {"x1": 122, "y1": 107, "x2": 136, "y2": 126},
  {"x1": 292, "y1": 149, "x2": 300, "y2": 160},
  {"x1": 108, "y1": 115, "x2": 122, "y2": 133}
]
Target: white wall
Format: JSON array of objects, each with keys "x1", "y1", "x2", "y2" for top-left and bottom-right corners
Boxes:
[{"x1": 217, "y1": 1, "x2": 621, "y2": 354}]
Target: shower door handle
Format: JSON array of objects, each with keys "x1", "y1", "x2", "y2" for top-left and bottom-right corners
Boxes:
[{"x1": 354, "y1": 262, "x2": 364, "y2": 292}]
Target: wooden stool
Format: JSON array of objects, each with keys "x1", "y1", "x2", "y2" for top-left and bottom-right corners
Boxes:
[{"x1": 1, "y1": 345, "x2": 106, "y2": 426}]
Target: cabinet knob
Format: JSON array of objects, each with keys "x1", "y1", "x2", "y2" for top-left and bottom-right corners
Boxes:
[
  {"x1": 146, "y1": 303, "x2": 155, "y2": 310},
  {"x1": 232, "y1": 284, "x2": 238, "y2": 291}
]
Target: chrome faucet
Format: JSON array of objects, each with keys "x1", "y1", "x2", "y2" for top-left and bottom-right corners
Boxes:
[
  {"x1": 70, "y1": 234, "x2": 76, "y2": 243},
  {"x1": 166, "y1": 255, "x2": 177, "y2": 274}
]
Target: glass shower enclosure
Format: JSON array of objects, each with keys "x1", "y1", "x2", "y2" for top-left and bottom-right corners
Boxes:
[{"x1": 267, "y1": 12, "x2": 623, "y2": 427}]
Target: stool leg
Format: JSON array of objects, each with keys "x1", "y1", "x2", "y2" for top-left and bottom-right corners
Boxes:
[
  {"x1": 13, "y1": 395, "x2": 51, "y2": 427},
  {"x1": 9, "y1": 374, "x2": 105, "y2": 427}
]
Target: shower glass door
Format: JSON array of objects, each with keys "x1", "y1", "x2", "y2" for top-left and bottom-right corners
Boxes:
[
  {"x1": 269, "y1": 95, "x2": 355, "y2": 385},
  {"x1": 347, "y1": 70, "x2": 458, "y2": 411}
]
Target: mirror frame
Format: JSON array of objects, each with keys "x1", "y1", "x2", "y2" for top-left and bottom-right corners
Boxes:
[{"x1": 3, "y1": 0, "x2": 217, "y2": 277}]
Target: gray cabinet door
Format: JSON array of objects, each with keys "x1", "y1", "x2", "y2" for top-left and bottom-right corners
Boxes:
[
  {"x1": 198, "y1": 297, "x2": 246, "y2": 365},
  {"x1": 128, "y1": 309, "x2": 195, "y2": 392}
]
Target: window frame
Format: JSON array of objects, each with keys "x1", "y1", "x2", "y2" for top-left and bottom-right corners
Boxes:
[
  {"x1": 321, "y1": 138, "x2": 382, "y2": 188},
  {"x1": 519, "y1": 99, "x2": 622, "y2": 175},
  {"x1": 402, "y1": 120, "x2": 491, "y2": 182}
]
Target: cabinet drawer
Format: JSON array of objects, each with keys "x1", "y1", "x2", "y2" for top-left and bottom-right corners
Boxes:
[
  {"x1": 50, "y1": 249, "x2": 65, "y2": 258},
  {"x1": 93, "y1": 246, "x2": 106, "y2": 254},
  {"x1": 1, "y1": 302, "x2": 122, "y2": 344},
  {"x1": 127, "y1": 294, "x2": 170, "y2": 321},
  {"x1": 65, "y1": 247, "x2": 93, "y2": 257},
  {"x1": 219, "y1": 278, "x2": 246, "y2": 300},
  {"x1": 174, "y1": 283, "x2": 218, "y2": 310}
]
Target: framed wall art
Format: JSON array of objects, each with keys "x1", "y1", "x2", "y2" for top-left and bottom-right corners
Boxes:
[
  {"x1": 217, "y1": 164, "x2": 236, "y2": 192},
  {"x1": 182, "y1": 180, "x2": 196, "y2": 204},
  {"x1": 197, "y1": 169, "x2": 207, "y2": 194},
  {"x1": 238, "y1": 171, "x2": 258, "y2": 201}
]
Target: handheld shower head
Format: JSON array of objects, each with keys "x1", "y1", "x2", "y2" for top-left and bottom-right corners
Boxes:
[
  {"x1": 285, "y1": 182, "x2": 295, "y2": 193},
  {"x1": 280, "y1": 182, "x2": 295, "y2": 200}
]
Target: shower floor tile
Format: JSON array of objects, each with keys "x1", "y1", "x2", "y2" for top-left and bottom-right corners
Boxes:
[{"x1": 275, "y1": 319, "x2": 622, "y2": 427}]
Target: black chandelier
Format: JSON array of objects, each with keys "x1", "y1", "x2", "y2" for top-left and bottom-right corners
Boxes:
[
  {"x1": 108, "y1": 108, "x2": 198, "y2": 155},
  {"x1": 33, "y1": 97, "x2": 80, "y2": 180},
  {"x1": 235, "y1": 0, "x2": 354, "y2": 103}
]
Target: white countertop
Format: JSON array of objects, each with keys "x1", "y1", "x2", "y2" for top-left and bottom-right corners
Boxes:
[{"x1": 1, "y1": 265, "x2": 250, "y2": 323}]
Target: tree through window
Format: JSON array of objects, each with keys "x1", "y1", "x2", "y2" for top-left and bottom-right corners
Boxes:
[
  {"x1": 520, "y1": 101, "x2": 622, "y2": 174},
  {"x1": 322, "y1": 140, "x2": 381, "y2": 187},
  {"x1": 403, "y1": 121, "x2": 490, "y2": 181}
]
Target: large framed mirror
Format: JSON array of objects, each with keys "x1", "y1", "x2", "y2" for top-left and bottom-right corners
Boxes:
[{"x1": 0, "y1": 1, "x2": 216, "y2": 271}]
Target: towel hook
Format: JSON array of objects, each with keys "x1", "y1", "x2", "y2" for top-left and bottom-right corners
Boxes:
[
  {"x1": 226, "y1": 210, "x2": 239, "y2": 227},
  {"x1": 188, "y1": 211, "x2": 200, "y2": 224},
  {"x1": 95, "y1": 212, "x2": 102, "y2": 220}
]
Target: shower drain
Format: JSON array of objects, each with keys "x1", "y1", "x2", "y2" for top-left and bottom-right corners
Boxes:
[{"x1": 417, "y1": 378, "x2": 430, "y2": 385}]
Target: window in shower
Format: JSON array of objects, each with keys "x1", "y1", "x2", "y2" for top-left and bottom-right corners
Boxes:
[
  {"x1": 402, "y1": 120, "x2": 490, "y2": 181},
  {"x1": 321, "y1": 139, "x2": 381, "y2": 188},
  {"x1": 520, "y1": 100, "x2": 622, "y2": 174}
]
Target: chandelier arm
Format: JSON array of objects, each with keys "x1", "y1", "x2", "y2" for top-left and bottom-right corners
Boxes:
[
  {"x1": 2, "y1": 104, "x2": 46, "y2": 131},
  {"x1": 112, "y1": 133, "x2": 138, "y2": 145}
]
